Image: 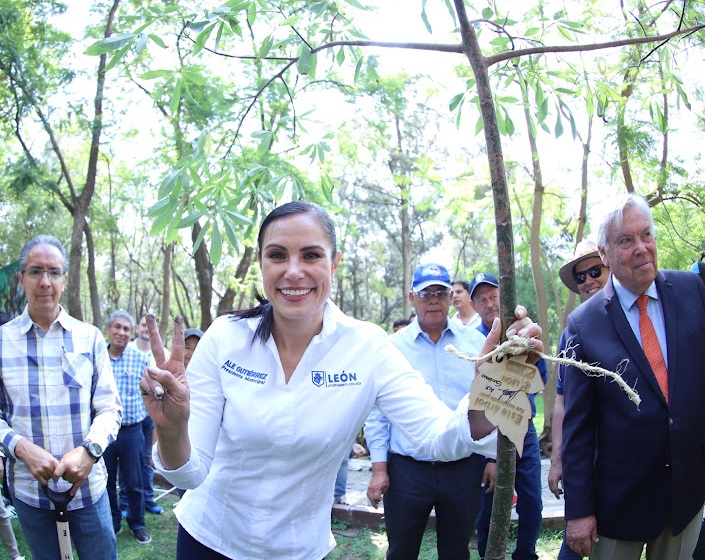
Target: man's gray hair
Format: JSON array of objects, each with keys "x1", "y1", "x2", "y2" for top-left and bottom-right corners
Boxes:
[
  {"x1": 107, "y1": 310, "x2": 134, "y2": 330},
  {"x1": 19, "y1": 235, "x2": 68, "y2": 272},
  {"x1": 597, "y1": 194, "x2": 655, "y2": 250}
]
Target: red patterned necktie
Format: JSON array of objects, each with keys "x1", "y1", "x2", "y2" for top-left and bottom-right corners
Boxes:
[{"x1": 637, "y1": 295, "x2": 668, "y2": 402}]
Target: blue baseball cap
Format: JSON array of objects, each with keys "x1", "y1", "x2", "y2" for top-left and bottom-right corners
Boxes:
[
  {"x1": 412, "y1": 263, "x2": 452, "y2": 292},
  {"x1": 469, "y1": 272, "x2": 499, "y2": 299},
  {"x1": 184, "y1": 327, "x2": 204, "y2": 340}
]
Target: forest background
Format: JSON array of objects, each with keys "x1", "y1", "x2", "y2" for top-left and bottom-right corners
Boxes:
[{"x1": 1, "y1": 0, "x2": 704, "y2": 442}]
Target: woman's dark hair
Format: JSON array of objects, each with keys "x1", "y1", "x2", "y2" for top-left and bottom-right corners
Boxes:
[{"x1": 230, "y1": 201, "x2": 337, "y2": 344}]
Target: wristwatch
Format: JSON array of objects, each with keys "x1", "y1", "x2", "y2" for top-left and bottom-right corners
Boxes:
[{"x1": 80, "y1": 439, "x2": 103, "y2": 462}]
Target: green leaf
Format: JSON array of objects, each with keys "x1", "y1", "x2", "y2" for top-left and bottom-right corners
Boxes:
[
  {"x1": 194, "y1": 23, "x2": 216, "y2": 55},
  {"x1": 169, "y1": 78, "x2": 182, "y2": 116},
  {"x1": 297, "y1": 46, "x2": 312, "y2": 75},
  {"x1": 147, "y1": 197, "x2": 171, "y2": 217},
  {"x1": 354, "y1": 56, "x2": 364, "y2": 83},
  {"x1": 177, "y1": 210, "x2": 208, "y2": 229},
  {"x1": 449, "y1": 93, "x2": 464, "y2": 112},
  {"x1": 481, "y1": 7, "x2": 493, "y2": 19},
  {"x1": 85, "y1": 34, "x2": 137, "y2": 56},
  {"x1": 555, "y1": 113, "x2": 564, "y2": 137},
  {"x1": 537, "y1": 99, "x2": 548, "y2": 124},
  {"x1": 280, "y1": 15, "x2": 301, "y2": 26},
  {"x1": 192, "y1": 221, "x2": 211, "y2": 252},
  {"x1": 135, "y1": 34, "x2": 148, "y2": 53},
  {"x1": 443, "y1": 0, "x2": 457, "y2": 26},
  {"x1": 496, "y1": 108, "x2": 506, "y2": 135},
  {"x1": 421, "y1": 0, "x2": 432, "y2": 33},
  {"x1": 247, "y1": 3, "x2": 256, "y2": 26},
  {"x1": 558, "y1": 25, "x2": 574, "y2": 41},
  {"x1": 525, "y1": 27, "x2": 540, "y2": 36},
  {"x1": 321, "y1": 174, "x2": 335, "y2": 202},
  {"x1": 105, "y1": 44, "x2": 132, "y2": 72},
  {"x1": 561, "y1": 20, "x2": 584, "y2": 30},
  {"x1": 148, "y1": 34, "x2": 167, "y2": 49},
  {"x1": 568, "y1": 112, "x2": 577, "y2": 140},
  {"x1": 259, "y1": 35, "x2": 274, "y2": 58},
  {"x1": 489, "y1": 37, "x2": 511, "y2": 46},
  {"x1": 215, "y1": 22, "x2": 224, "y2": 50},
  {"x1": 140, "y1": 69, "x2": 174, "y2": 80},
  {"x1": 504, "y1": 108, "x2": 515, "y2": 136},
  {"x1": 222, "y1": 217, "x2": 241, "y2": 253},
  {"x1": 182, "y1": 66, "x2": 206, "y2": 86},
  {"x1": 210, "y1": 221, "x2": 222, "y2": 267},
  {"x1": 675, "y1": 78, "x2": 691, "y2": 111}
]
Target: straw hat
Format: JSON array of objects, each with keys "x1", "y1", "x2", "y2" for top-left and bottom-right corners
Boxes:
[{"x1": 559, "y1": 240, "x2": 602, "y2": 294}]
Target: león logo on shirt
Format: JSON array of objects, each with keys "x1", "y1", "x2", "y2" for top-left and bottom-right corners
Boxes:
[{"x1": 311, "y1": 370, "x2": 361, "y2": 388}]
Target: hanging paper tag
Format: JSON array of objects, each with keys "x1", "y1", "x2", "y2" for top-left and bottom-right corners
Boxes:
[{"x1": 469, "y1": 355, "x2": 544, "y2": 456}]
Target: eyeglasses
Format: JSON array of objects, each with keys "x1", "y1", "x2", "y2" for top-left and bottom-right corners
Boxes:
[
  {"x1": 21, "y1": 267, "x2": 65, "y2": 280},
  {"x1": 415, "y1": 288, "x2": 450, "y2": 300},
  {"x1": 573, "y1": 264, "x2": 605, "y2": 285}
]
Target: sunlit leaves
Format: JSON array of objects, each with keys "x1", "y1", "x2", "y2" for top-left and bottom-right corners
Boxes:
[{"x1": 85, "y1": 33, "x2": 137, "y2": 56}]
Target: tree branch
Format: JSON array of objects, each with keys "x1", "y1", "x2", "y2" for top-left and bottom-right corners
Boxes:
[{"x1": 486, "y1": 24, "x2": 704, "y2": 66}]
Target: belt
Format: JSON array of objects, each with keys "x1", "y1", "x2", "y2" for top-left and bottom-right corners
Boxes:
[{"x1": 390, "y1": 452, "x2": 476, "y2": 467}]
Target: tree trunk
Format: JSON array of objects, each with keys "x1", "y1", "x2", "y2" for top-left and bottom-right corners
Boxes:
[
  {"x1": 85, "y1": 224, "x2": 102, "y2": 328},
  {"x1": 217, "y1": 246, "x2": 254, "y2": 315},
  {"x1": 192, "y1": 221, "x2": 214, "y2": 331},
  {"x1": 67, "y1": 0, "x2": 121, "y2": 318},
  {"x1": 617, "y1": 71, "x2": 636, "y2": 193},
  {"x1": 400, "y1": 182, "x2": 410, "y2": 319},
  {"x1": 455, "y1": 2, "x2": 517, "y2": 557},
  {"x1": 518, "y1": 68, "x2": 551, "y2": 434}
]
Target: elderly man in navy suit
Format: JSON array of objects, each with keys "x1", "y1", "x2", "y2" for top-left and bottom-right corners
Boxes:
[{"x1": 562, "y1": 194, "x2": 705, "y2": 559}]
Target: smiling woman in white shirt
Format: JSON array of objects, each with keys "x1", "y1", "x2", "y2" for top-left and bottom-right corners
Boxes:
[{"x1": 139, "y1": 200, "x2": 544, "y2": 560}]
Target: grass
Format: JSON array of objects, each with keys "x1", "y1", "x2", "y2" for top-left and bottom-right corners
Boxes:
[
  {"x1": 328, "y1": 520, "x2": 568, "y2": 559},
  {"x1": 3, "y1": 472, "x2": 568, "y2": 560},
  {"x1": 534, "y1": 393, "x2": 544, "y2": 432},
  {"x1": 5, "y1": 489, "x2": 181, "y2": 559}
]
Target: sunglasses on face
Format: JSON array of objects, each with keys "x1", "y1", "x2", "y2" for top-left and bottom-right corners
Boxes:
[
  {"x1": 574, "y1": 264, "x2": 605, "y2": 285},
  {"x1": 415, "y1": 288, "x2": 451, "y2": 300}
]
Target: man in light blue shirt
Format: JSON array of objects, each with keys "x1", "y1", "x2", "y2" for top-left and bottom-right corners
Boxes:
[{"x1": 365, "y1": 263, "x2": 496, "y2": 560}]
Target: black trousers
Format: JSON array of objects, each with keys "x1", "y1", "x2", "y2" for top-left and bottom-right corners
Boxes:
[{"x1": 384, "y1": 452, "x2": 486, "y2": 560}]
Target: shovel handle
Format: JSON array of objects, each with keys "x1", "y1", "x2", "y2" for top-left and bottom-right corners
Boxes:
[
  {"x1": 41, "y1": 485, "x2": 74, "y2": 522},
  {"x1": 41, "y1": 485, "x2": 75, "y2": 559}
]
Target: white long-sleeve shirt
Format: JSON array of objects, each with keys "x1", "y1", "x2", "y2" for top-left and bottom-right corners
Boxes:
[{"x1": 154, "y1": 302, "x2": 491, "y2": 559}]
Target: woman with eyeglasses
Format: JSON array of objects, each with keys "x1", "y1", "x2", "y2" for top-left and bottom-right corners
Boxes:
[{"x1": 139, "y1": 200, "x2": 545, "y2": 560}]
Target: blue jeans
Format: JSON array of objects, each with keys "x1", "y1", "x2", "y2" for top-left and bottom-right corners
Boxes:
[
  {"x1": 104, "y1": 422, "x2": 146, "y2": 531},
  {"x1": 334, "y1": 448, "x2": 351, "y2": 500},
  {"x1": 477, "y1": 422, "x2": 543, "y2": 560},
  {"x1": 120, "y1": 415, "x2": 157, "y2": 509},
  {"x1": 13, "y1": 489, "x2": 117, "y2": 560}
]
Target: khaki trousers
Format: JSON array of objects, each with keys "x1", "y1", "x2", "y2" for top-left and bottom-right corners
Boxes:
[{"x1": 590, "y1": 510, "x2": 702, "y2": 560}]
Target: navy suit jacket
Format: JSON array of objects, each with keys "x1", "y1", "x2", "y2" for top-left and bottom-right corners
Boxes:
[{"x1": 562, "y1": 270, "x2": 705, "y2": 540}]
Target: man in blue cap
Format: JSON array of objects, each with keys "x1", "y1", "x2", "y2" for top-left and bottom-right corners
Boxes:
[
  {"x1": 471, "y1": 272, "x2": 547, "y2": 560},
  {"x1": 365, "y1": 263, "x2": 497, "y2": 560}
]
